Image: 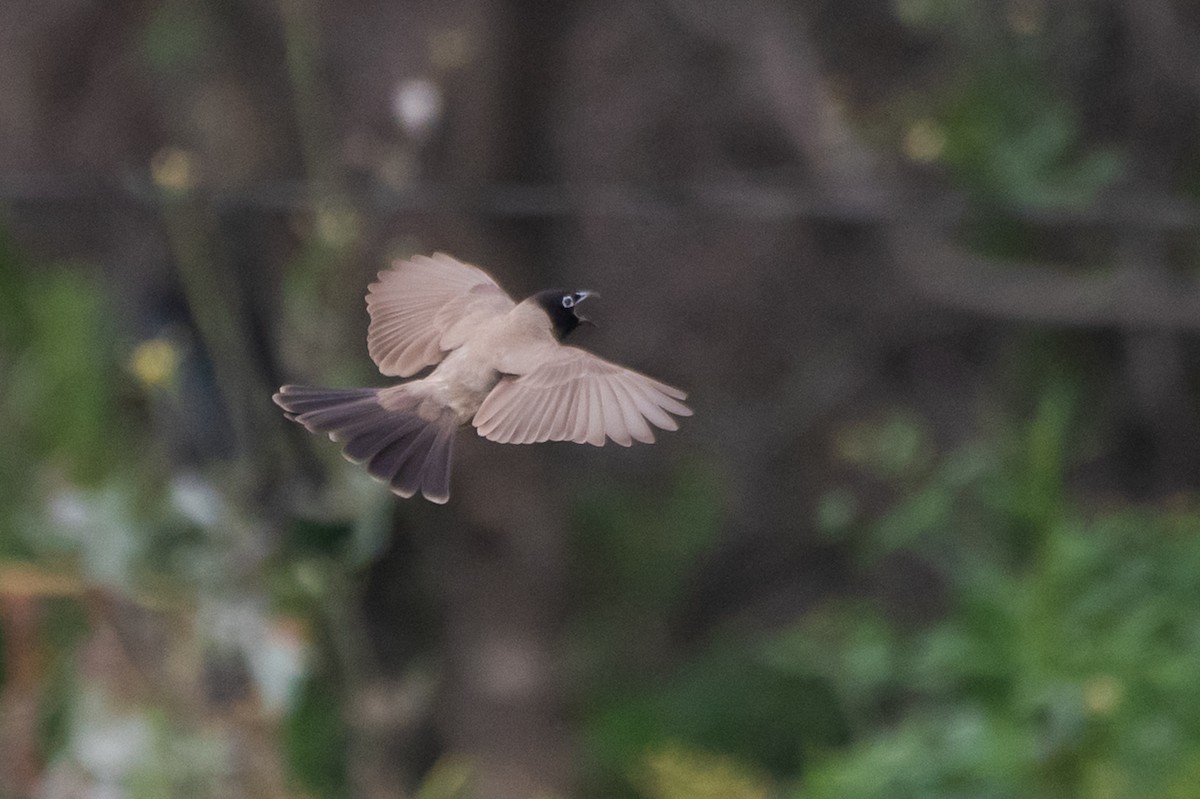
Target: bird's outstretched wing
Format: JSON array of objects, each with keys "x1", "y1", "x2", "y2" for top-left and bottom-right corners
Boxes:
[
  {"x1": 366, "y1": 252, "x2": 516, "y2": 377},
  {"x1": 473, "y1": 345, "x2": 692, "y2": 447}
]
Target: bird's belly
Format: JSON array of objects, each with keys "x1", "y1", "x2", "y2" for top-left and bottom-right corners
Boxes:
[{"x1": 419, "y1": 349, "x2": 502, "y2": 423}]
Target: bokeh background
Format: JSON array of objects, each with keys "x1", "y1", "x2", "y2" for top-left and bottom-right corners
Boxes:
[{"x1": 4, "y1": 1, "x2": 1200, "y2": 797}]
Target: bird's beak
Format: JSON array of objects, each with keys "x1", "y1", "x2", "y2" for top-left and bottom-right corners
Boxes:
[{"x1": 575, "y1": 290, "x2": 597, "y2": 325}]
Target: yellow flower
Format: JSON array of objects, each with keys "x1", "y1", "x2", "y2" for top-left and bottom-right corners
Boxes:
[
  {"x1": 129, "y1": 338, "x2": 181, "y2": 389},
  {"x1": 638, "y1": 745, "x2": 771, "y2": 799},
  {"x1": 1084, "y1": 675, "x2": 1122, "y2": 716},
  {"x1": 903, "y1": 118, "x2": 946, "y2": 163},
  {"x1": 150, "y1": 146, "x2": 198, "y2": 192}
]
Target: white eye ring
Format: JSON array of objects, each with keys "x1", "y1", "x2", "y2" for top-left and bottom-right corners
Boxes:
[{"x1": 561, "y1": 295, "x2": 575, "y2": 308}]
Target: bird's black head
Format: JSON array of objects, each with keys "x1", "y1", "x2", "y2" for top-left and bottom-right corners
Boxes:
[{"x1": 533, "y1": 289, "x2": 596, "y2": 339}]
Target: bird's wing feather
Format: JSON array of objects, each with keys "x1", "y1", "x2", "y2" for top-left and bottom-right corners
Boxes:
[
  {"x1": 366, "y1": 252, "x2": 516, "y2": 377},
  {"x1": 473, "y1": 344, "x2": 691, "y2": 447}
]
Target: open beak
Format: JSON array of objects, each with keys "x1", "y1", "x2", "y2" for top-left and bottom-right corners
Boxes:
[{"x1": 575, "y1": 290, "x2": 597, "y2": 325}]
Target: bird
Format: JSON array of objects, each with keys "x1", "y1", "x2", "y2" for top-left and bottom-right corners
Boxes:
[{"x1": 273, "y1": 252, "x2": 692, "y2": 503}]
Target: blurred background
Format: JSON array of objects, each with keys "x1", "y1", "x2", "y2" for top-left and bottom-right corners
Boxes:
[{"x1": 4, "y1": 1, "x2": 1200, "y2": 797}]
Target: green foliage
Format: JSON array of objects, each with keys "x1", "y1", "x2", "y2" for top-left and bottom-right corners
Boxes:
[
  {"x1": 141, "y1": 0, "x2": 212, "y2": 75},
  {"x1": 0, "y1": 236, "x2": 136, "y2": 564},
  {"x1": 283, "y1": 670, "x2": 350, "y2": 799},
  {"x1": 761, "y1": 605, "x2": 900, "y2": 728},
  {"x1": 285, "y1": 517, "x2": 358, "y2": 559},
  {"x1": 798, "y1": 707, "x2": 1031, "y2": 799},
  {"x1": 0, "y1": 232, "x2": 28, "y2": 344},
  {"x1": 581, "y1": 369, "x2": 1200, "y2": 799},
  {"x1": 890, "y1": 4, "x2": 1125, "y2": 211},
  {"x1": 787, "y1": 499, "x2": 1200, "y2": 799},
  {"x1": 35, "y1": 600, "x2": 90, "y2": 757},
  {"x1": 938, "y1": 68, "x2": 1123, "y2": 209},
  {"x1": 586, "y1": 642, "x2": 846, "y2": 791},
  {"x1": 2, "y1": 268, "x2": 123, "y2": 492},
  {"x1": 833, "y1": 412, "x2": 934, "y2": 485},
  {"x1": 415, "y1": 756, "x2": 477, "y2": 799},
  {"x1": 783, "y1": 376, "x2": 1200, "y2": 798},
  {"x1": 573, "y1": 461, "x2": 725, "y2": 611},
  {"x1": 570, "y1": 462, "x2": 725, "y2": 693},
  {"x1": 635, "y1": 744, "x2": 773, "y2": 799}
]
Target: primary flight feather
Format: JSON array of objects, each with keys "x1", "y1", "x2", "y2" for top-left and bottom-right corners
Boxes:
[{"x1": 274, "y1": 252, "x2": 692, "y2": 503}]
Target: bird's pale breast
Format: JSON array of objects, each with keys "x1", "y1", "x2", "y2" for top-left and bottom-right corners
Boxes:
[{"x1": 379, "y1": 302, "x2": 552, "y2": 425}]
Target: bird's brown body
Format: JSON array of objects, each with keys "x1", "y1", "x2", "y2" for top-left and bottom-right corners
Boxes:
[
  {"x1": 274, "y1": 253, "x2": 691, "y2": 503},
  {"x1": 383, "y1": 298, "x2": 549, "y2": 422}
]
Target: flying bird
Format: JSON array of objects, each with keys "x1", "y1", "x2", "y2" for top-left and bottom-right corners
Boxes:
[{"x1": 274, "y1": 252, "x2": 692, "y2": 503}]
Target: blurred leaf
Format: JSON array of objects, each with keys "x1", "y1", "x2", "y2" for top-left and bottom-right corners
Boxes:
[
  {"x1": 7, "y1": 268, "x2": 122, "y2": 486},
  {"x1": 760, "y1": 604, "x2": 900, "y2": 723},
  {"x1": 815, "y1": 488, "x2": 861, "y2": 540},
  {"x1": 141, "y1": 0, "x2": 210, "y2": 75},
  {"x1": 573, "y1": 462, "x2": 724, "y2": 607},
  {"x1": 285, "y1": 517, "x2": 357, "y2": 559},
  {"x1": 637, "y1": 744, "x2": 772, "y2": 799},
  {"x1": 587, "y1": 641, "x2": 847, "y2": 791},
  {"x1": 939, "y1": 68, "x2": 1124, "y2": 208},
  {"x1": 1158, "y1": 749, "x2": 1200, "y2": 799},
  {"x1": 797, "y1": 707, "x2": 1031, "y2": 799},
  {"x1": 415, "y1": 755, "x2": 477, "y2": 799},
  {"x1": 792, "y1": 478, "x2": 1200, "y2": 797},
  {"x1": 283, "y1": 670, "x2": 349, "y2": 799},
  {"x1": 870, "y1": 483, "x2": 955, "y2": 557},
  {"x1": 832, "y1": 412, "x2": 933, "y2": 483},
  {"x1": 0, "y1": 231, "x2": 29, "y2": 346}
]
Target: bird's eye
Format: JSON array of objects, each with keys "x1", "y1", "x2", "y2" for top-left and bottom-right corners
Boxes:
[{"x1": 561, "y1": 295, "x2": 575, "y2": 308}]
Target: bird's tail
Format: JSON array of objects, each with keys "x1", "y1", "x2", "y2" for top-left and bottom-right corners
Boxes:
[{"x1": 273, "y1": 385, "x2": 456, "y2": 503}]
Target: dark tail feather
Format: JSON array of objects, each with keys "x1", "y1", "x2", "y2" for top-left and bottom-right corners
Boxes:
[{"x1": 274, "y1": 385, "x2": 456, "y2": 503}]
